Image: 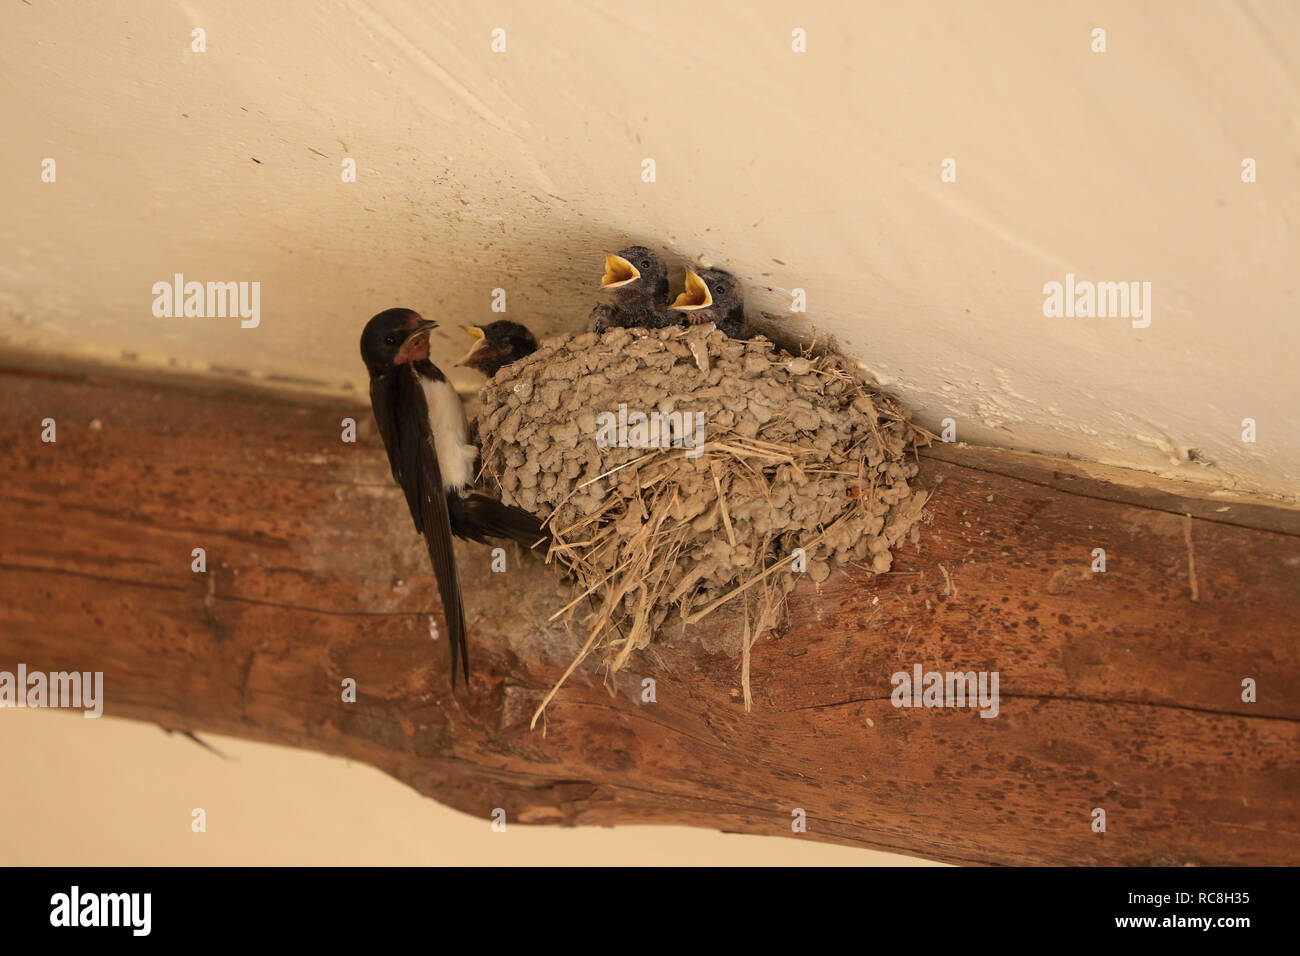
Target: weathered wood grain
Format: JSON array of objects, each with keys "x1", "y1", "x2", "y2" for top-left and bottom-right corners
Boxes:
[{"x1": 1, "y1": 355, "x2": 1296, "y2": 865}]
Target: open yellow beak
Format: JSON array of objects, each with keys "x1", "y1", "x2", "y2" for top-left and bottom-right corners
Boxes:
[
  {"x1": 600, "y1": 253, "x2": 640, "y2": 289},
  {"x1": 455, "y1": 326, "x2": 487, "y2": 367},
  {"x1": 670, "y1": 269, "x2": 712, "y2": 310}
]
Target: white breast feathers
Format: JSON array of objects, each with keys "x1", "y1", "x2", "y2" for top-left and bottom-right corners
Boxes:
[{"x1": 420, "y1": 377, "x2": 478, "y2": 492}]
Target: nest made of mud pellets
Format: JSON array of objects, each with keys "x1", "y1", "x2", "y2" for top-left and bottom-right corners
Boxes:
[{"x1": 475, "y1": 323, "x2": 931, "y2": 690}]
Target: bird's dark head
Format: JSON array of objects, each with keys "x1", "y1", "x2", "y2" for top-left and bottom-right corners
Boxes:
[
  {"x1": 360, "y1": 308, "x2": 438, "y2": 372},
  {"x1": 670, "y1": 268, "x2": 742, "y2": 321},
  {"x1": 600, "y1": 245, "x2": 668, "y2": 302},
  {"x1": 455, "y1": 320, "x2": 538, "y2": 378}
]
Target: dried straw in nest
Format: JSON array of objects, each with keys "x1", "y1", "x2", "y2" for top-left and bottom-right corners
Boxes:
[{"x1": 474, "y1": 324, "x2": 931, "y2": 723}]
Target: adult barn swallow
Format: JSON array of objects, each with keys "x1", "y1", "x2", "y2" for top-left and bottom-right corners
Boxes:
[
  {"x1": 455, "y1": 320, "x2": 538, "y2": 378},
  {"x1": 588, "y1": 245, "x2": 672, "y2": 332},
  {"x1": 669, "y1": 267, "x2": 750, "y2": 338},
  {"x1": 360, "y1": 308, "x2": 547, "y2": 685}
]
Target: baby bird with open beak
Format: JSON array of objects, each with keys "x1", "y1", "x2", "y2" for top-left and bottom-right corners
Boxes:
[
  {"x1": 668, "y1": 267, "x2": 750, "y2": 339},
  {"x1": 587, "y1": 245, "x2": 672, "y2": 332},
  {"x1": 455, "y1": 320, "x2": 538, "y2": 378}
]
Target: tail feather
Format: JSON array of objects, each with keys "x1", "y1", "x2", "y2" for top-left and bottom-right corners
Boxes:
[{"x1": 449, "y1": 492, "x2": 549, "y2": 550}]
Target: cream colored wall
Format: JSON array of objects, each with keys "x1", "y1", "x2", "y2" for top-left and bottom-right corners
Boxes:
[
  {"x1": 0, "y1": 711, "x2": 940, "y2": 866},
  {"x1": 1, "y1": 1, "x2": 1297, "y2": 865},
  {"x1": 2, "y1": 0, "x2": 1296, "y2": 496}
]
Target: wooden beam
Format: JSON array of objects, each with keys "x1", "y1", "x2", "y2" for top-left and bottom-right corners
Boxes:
[{"x1": 1, "y1": 355, "x2": 1296, "y2": 865}]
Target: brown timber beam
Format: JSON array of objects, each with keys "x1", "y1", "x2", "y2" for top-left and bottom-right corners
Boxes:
[{"x1": 1, "y1": 354, "x2": 1296, "y2": 866}]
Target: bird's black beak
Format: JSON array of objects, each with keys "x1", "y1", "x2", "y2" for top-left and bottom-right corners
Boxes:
[
  {"x1": 392, "y1": 317, "x2": 438, "y2": 365},
  {"x1": 405, "y1": 318, "x2": 438, "y2": 341}
]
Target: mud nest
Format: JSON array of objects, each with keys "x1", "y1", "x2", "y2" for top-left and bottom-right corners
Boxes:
[{"x1": 475, "y1": 324, "x2": 931, "y2": 713}]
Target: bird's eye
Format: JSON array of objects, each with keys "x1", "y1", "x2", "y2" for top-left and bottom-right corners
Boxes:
[{"x1": 384, "y1": 334, "x2": 397, "y2": 346}]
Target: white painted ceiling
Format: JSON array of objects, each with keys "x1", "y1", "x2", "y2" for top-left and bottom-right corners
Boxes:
[{"x1": 2, "y1": 0, "x2": 1296, "y2": 496}]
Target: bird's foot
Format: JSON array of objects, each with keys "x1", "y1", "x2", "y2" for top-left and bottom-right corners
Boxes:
[{"x1": 588, "y1": 304, "x2": 619, "y2": 334}]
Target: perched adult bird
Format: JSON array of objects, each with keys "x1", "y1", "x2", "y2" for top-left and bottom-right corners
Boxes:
[
  {"x1": 360, "y1": 308, "x2": 547, "y2": 686},
  {"x1": 669, "y1": 267, "x2": 750, "y2": 339},
  {"x1": 455, "y1": 320, "x2": 538, "y2": 378},
  {"x1": 588, "y1": 245, "x2": 671, "y2": 332}
]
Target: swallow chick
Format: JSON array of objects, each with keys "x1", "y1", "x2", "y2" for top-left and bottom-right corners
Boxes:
[
  {"x1": 360, "y1": 308, "x2": 547, "y2": 686},
  {"x1": 588, "y1": 245, "x2": 672, "y2": 332},
  {"x1": 669, "y1": 267, "x2": 750, "y2": 339},
  {"x1": 455, "y1": 320, "x2": 538, "y2": 378},
  {"x1": 586, "y1": 302, "x2": 621, "y2": 334}
]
